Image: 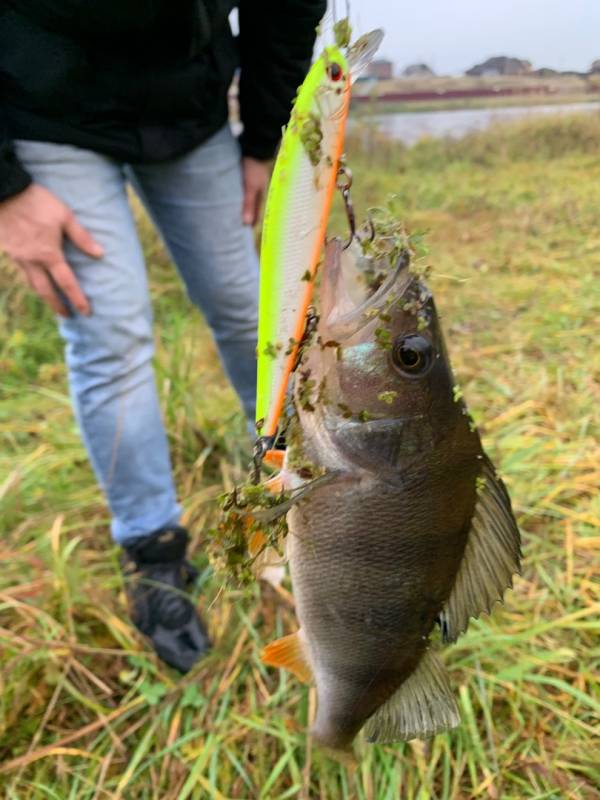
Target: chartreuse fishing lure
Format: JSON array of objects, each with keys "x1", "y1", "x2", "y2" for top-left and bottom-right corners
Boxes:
[{"x1": 255, "y1": 45, "x2": 351, "y2": 448}]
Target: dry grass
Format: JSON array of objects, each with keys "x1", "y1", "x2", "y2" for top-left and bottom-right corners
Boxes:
[{"x1": 1, "y1": 114, "x2": 599, "y2": 798}]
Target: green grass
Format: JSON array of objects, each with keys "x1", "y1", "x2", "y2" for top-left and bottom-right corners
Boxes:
[{"x1": 1, "y1": 115, "x2": 599, "y2": 798}]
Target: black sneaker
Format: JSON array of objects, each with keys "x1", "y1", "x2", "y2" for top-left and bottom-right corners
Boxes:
[{"x1": 121, "y1": 526, "x2": 211, "y2": 673}]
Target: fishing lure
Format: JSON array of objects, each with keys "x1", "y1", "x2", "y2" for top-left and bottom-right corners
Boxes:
[
  {"x1": 255, "y1": 45, "x2": 350, "y2": 445},
  {"x1": 255, "y1": 29, "x2": 384, "y2": 453}
]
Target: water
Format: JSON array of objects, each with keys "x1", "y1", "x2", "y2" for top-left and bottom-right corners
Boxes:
[{"x1": 363, "y1": 102, "x2": 600, "y2": 145}]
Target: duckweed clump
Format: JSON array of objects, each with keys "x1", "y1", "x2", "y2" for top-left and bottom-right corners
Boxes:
[
  {"x1": 207, "y1": 482, "x2": 290, "y2": 587},
  {"x1": 333, "y1": 18, "x2": 352, "y2": 49}
]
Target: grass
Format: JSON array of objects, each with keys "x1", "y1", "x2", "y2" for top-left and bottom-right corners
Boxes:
[{"x1": 1, "y1": 114, "x2": 599, "y2": 798}]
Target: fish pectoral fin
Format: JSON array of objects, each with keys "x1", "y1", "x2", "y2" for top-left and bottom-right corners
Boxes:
[
  {"x1": 261, "y1": 631, "x2": 313, "y2": 685},
  {"x1": 438, "y1": 454, "x2": 522, "y2": 643},
  {"x1": 363, "y1": 649, "x2": 460, "y2": 744},
  {"x1": 250, "y1": 471, "x2": 341, "y2": 525}
]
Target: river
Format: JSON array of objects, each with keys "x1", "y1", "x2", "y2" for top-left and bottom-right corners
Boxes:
[{"x1": 361, "y1": 101, "x2": 600, "y2": 145}]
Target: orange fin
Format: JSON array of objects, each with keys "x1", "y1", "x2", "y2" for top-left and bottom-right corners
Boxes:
[
  {"x1": 261, "y1": 631, "x2": 313, "y2": 684},
  {"x1": 264, "y1": 474, "x2": 284, "y2": 494},
  {"x1": 264, "y1": 449, "x2": 285, "y2": 469},
  {"x1": 248, "y1": 529, "x2": 267, "y2": 558}
]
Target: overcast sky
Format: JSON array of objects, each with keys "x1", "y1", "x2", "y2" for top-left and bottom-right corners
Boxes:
[{"x1": 343, "y1": 0, "x2": 600, "y2": 75}]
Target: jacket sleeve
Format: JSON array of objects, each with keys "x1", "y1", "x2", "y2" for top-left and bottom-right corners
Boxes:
[
  {"x1": 0, "y1": 114, "x2": 31, "y2": 203},
  {"x1": 238, "y1": 0, "x2": 326, "y2": 160}
]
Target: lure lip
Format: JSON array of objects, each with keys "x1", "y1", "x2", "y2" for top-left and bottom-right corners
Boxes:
[{"x1": 347, "y1": 29, "x2": 385, "y2": 83}]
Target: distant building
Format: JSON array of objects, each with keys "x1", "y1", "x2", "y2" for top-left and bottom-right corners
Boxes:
[
  {"x1": 531, "y1": 67, "x2": 559, "y2": 78},
  {"x1": 365, "y1": 59, "x2": 393, "y2": 80},
  {"x1": 466, "y1": 56, "x2": 532, "y2": 77},
  {"x1": 532, "y1": 67, "x2": 588, "y2": 78},
  {"x1": 402, "y1": 63, "x2": 436, "y2": 78},
  {"x1": 591, "y1": 59, "x2": 600, "y2": 73}
]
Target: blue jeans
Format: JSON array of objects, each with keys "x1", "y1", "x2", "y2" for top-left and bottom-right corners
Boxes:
[{"x1": 15, "y1": 127, "x2": 258, "y2": 544}]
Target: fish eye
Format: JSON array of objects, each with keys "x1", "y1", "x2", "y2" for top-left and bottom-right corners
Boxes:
[
  {"x1": 391, "y1": 335, "x2": 433, "y2": 377},
  {"x1": 327, "y1": 62, "x2": 344, "y2": 82}
]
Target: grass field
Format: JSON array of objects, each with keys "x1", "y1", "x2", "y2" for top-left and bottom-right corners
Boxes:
[{"x1": 1, "y1": 114, "x2": 599, "y2": 799}]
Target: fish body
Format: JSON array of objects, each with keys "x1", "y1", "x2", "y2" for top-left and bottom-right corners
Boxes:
[{"x1": 263, "y1": 239, "x2": 521, "y2": 749}]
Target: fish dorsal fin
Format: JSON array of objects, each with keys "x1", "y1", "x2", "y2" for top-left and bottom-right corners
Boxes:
[
  {"x1": 438, "y1": 454, "x2": 522, "y2": 643},
  {"x1": 261, "y1": 631, "x2": 313, "y2": 685},
  {"x1": 363, "y1": 649, "x2": 459, "y2": 743}
]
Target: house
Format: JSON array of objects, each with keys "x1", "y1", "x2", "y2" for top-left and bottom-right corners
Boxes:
[
  {"x1": 533, "y1": 67, "x2": 587, "y2": 78},
  {"x1": 365, "y1": 59, "x2": 394, "y2": 80},
  {"x1": 531, "y1": 67, "x2": 559, "y2": 78},
  {"x1": 466, "y1": 56, "x2": 532, "y2": 77},
  {"x1": 402, "y1": 63, "x2": 436, "y2": 78}
]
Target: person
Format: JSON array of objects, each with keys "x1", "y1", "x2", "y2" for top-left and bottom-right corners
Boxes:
[{"x1": 0, "y1": 1, "x2": 326, "y2": 673}]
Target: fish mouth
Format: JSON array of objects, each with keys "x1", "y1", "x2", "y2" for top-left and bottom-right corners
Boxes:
[{"x1": 319, "y1": 238, "x2": 412, "y2": 341}]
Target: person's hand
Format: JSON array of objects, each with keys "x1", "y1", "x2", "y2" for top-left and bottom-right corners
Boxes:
[
  {"x1": 241, "y1": 156, "x2": 271, "y2": 226},
  {"x1": 0, "y1": 184, "x2": 103, "y2": 317}
]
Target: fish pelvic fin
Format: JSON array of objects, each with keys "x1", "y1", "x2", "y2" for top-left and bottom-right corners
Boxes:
[
  {"x1": 263, "y1": 449, "x2": 285, "y2": 469},
  {"x1": 264, "y1": 473, "x2": 284, "y2": 495},
  {"x1": 248, "y1": 529, "x2": 267, "y2": 559},
  {"x1": 261, "y1": 631, "x2": 313, "y2": 685},
  {"x1": 439, "y1": 453, "x2": 522, "y2": 643},
  {"x1": 363, "y1": 649, "x2": 460, "y2": 743}
]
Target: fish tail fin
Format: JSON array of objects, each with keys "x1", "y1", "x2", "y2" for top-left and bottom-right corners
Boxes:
[
  {"x1": 363, "y1": 649, "x2": 460, "y2": 743},
  {"x1": 438, "y1": 453, "x2": 522, "y2": 643}
]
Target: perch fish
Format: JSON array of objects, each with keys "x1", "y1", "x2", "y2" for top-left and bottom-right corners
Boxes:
[{"x1": 261, "y1": 238, "x2": 521, "y2": 750}]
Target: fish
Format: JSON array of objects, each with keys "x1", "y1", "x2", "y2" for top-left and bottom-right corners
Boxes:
[
  {"x1": 260, "y1": 237, "x2": 522, "y2": 750},
  {"x1": 255, "y1": 29, "x2": 383, "y2": 445}
]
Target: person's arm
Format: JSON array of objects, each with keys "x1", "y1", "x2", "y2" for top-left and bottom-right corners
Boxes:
[
  {"x1": 238, "y1": 0, "x2": 326, "y2": 161},
  {"x1": 0, "y1": 113, "x2": 32, "y2": 202},
  {"x1": 237, "y1": 0, "x2": 326, "y2": 225}
]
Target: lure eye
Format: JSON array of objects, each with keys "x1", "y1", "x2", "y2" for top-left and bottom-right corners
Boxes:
[
  {"x1": 328, "y1": 62, "x2": 344, "y2": 82},
  {"x1": 391, "y1": 335, "x2": 433, "y2": 377}
]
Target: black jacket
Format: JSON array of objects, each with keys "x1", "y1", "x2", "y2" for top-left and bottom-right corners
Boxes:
[{"x1": 0, "y1": 0, "x2": 326, "y2": 201}]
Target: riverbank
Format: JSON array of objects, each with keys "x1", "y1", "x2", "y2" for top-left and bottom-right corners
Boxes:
[
  {"x1": 350, "y1": 101, "x2": 600, "y2": 146},
  {"x1": 353, "y1": 72, "x2": 600, "y2": 108},
  {"x1": 352, "y1": 91, "x2": 600, "y2": 115}
]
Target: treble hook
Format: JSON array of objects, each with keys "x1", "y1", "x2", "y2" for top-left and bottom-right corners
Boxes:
[
  {"x1": 251, "y1": 434, "x2": 274, "y2": 484},
  {"x1": 364, "y1": 213, "x2": 376, "y2": 243},
  {"x1": 336, "y1": 166, "x2": 356, "y2": 249}
]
